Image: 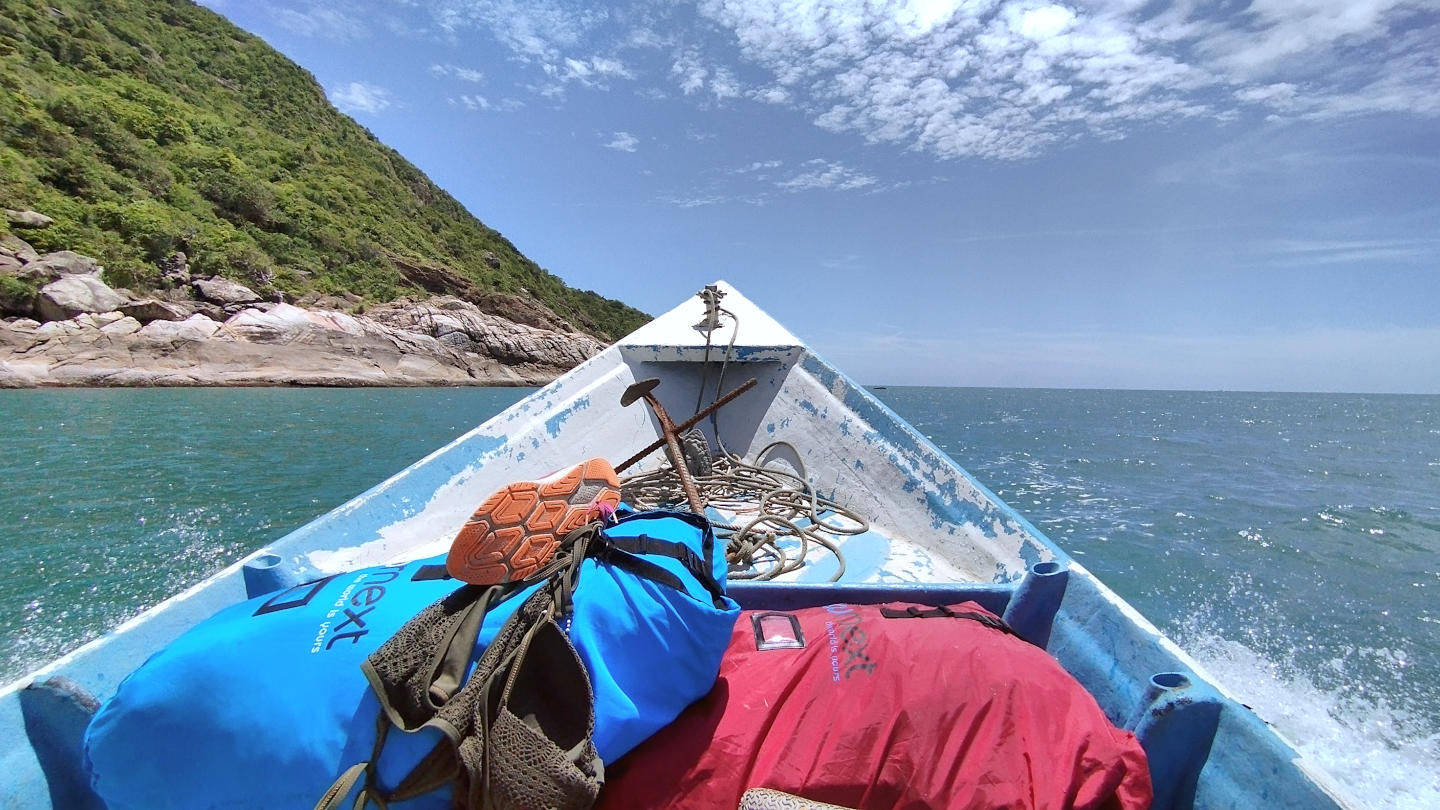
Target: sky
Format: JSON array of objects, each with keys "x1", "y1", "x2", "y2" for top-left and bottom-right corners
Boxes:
[{"x1": 196, "y1": 0, "x2": 1440, "y2": 393}]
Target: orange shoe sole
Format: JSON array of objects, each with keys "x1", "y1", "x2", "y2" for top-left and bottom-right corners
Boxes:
[{"x1": 446, "y1": 458, "x2": 622, "y2": 585}]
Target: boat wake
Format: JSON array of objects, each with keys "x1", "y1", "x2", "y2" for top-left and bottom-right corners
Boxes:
[{"x1": 1175, "y1": 620, "x2": 1440, "y2": 810}]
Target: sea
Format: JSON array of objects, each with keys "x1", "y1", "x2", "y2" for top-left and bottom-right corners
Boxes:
[{"x1": 1, "y1": 386, "x2": 1436, "y2": 809}]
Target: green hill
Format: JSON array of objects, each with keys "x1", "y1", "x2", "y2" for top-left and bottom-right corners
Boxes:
[{"x1": 0, "y1": 0, "x2": 647, "y2": 340}]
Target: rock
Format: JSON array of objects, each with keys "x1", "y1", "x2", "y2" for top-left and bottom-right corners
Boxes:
[
  {"x1": 100, "y1": 316, "x2": 143, "y2": 336},
  {"x1": 119, "y1": 298, "x2": 190, "y2": 324},
  {"x1": 158, "y1": 252, "x2": 190, "y2": 288},
  {"x1": 74, "y1": 311, "x2": 126, "y2": 329},
  {"x1": 224, "y1": 303, "x2": 314, "y2": 343},
  {"x1": 366, "y1": 297, "x2": 604, "y2": 367},
  {"x1": 138, "y1": 314, "x2": 224, "y2": 341},
  {"x1": 192, "y1": 276, "x2": 261, "y2": 306},
  {"x1": 1, "y1": 254, "x2": 23, "y2": 275},
  {"x1": 191, "y1": 302, "x2": 226, "y2": 321},
  {"x1": 19, "y1": 251, "x2": 102, "y2": 284},
  {"x1": 4, "y1": 209, "x2": 53, "y2": 229},
  {"x1": 1, "y1": 233, "x2": 41, "y2": 265},
  {"x1": 1, "y1": 296, "x2": 605, "y2": 388},
  {"x1": 482, "y1": 251, "x2": 502, "y2": 269},
  {"x1": 222, "y1": 300, "x2": 275, "y2": 317},
  {"x1": 35, "y1": 275, "x2": 126, "y2": 321}
]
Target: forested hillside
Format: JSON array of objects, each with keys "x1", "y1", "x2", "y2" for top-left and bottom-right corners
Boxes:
[{"x1": 0, "y1": 0, "x2": 647, "y2": 339}]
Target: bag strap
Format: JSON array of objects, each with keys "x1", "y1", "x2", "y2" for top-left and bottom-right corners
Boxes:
[
  {"x1": 609, "y1": 509, "x2": 716, "y2": 569},
  {"x1": 597, "y1": 534, "x2": 727, "y2": 608},
  {"x1": 324, "y1": 523, "x2": 606, "y2": 810},
  {"x1": 879, "y1": 604, "x2": 1028, "y2": 642}
]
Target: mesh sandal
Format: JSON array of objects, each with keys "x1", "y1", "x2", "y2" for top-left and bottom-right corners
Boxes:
[{"x1": 445, "y1": 458, "x2": 622, "y2": 585}]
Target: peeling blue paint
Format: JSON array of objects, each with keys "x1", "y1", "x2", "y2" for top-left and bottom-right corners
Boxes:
[
  {"x1": 544, "y1": 395, "x2": 591, "y2": 438},
  {"x1": 798, "y1": 399, "x2": 819, "y2": 416},
  {"x1": 766, "y1": 422, "x2": 775, "y2": 434},
  {"x1": 797, "y1": 350, "x2": 1062, "y2": 563},
  {"x1": 853, "y1": 459, "x2": 864, "y2": 470}
]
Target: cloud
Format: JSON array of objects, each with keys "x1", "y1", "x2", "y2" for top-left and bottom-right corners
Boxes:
[
  {"x1": 399, "y1": 0, "x2": 1437, "y2": 160},
  {"x1": 545, "y1": 55, "x2": 636, "y2": 88},
  {"x1": 690, "y1": 0, "x2": 1439, "y2": 159},
  {"x1": 424, "y1": 0, "x2": 610, "y2": 61},
  {"x1": 671, "y1": 50, "x2": 749, "y2": 100},
  {"x1": 671, "y1": 50, "x2": 709, "y2": 95},
  {"x1": 1250, "y1": 236, "x2": 1440, "y2": 266},
  {"x1": 328, "y1": 81, "x2": 393, "y2": 114},
  {"x1": 735, "y1": 160, "x2": 784, "y2": 174},
  {"x1": 777, "y1": 159, "x2": 878, "y2": 192},
  {"x1": 450, "y1": 93, "x2": 521, "y2": 112},
  {"x1": 271, "y1": 4, "x2": 368, "y2": 41},
  {"x1": 605, "y1": 131, "x2": 640, "y2": 152},
  {"x1": 430, "y1": 64, "x2": 486, "y2": 83}
]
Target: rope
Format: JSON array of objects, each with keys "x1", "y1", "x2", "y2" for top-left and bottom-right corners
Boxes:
[{"x1": 619, "y1": 442, "x2": 868, "y2": 582}]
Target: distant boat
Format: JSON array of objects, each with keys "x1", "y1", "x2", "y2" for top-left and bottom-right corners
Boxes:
[{"x1": 1, "y1": 282, "x2": 1358, "y2": 809}]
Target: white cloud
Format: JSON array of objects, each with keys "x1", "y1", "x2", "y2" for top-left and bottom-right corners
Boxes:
[
  {"x1": 689, "y1": 0, "x2": 1439, "y2": 159},
  {"x1": 328, "y1": 81, "x2": 393, "y2": 114},
  {"x1": 605, "y1": 131, "x2": 640, "y2": 152},
  {"x1": 672, "y1": 50, "x2": 709, "y2": 95},
  {"x1": 431, "y1": 63, "x2": 486, "y2": 82},
  {"x1": 452, "y1": 93, "x2": 520, "y2": 112},
  {"x1": 431, "y1": 0, "x2": 610, "y2": 61},
  {"x1": 735, "y1": 160, "x2": 784, "y2": 174},
  {"x1": 777, "y1": 159, "x2": 878, "y2": 192},
  {"x1": 752, "y1": 86, "x2": 791, "y2": 104},
  {"x1": 399, "y1": 0, "x2": 1438, "y2": 160},
  {"x1": 271, "y1": 4, "x2": 368, "y2": 41},
  {"x1": 545, "y1": 55, "x2": 636, "y2": 87}
]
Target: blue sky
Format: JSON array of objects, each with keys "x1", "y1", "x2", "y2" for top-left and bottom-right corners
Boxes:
[{"x1": 198, "y1": 0, "x2": 1439, "y2": 393}]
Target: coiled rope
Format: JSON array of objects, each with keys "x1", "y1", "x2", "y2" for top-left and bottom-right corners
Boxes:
[{"x1": 620, "y1": 441, "x2": 869, "y2": 582}]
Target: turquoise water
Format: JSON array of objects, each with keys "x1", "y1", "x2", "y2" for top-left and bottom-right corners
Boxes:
[{"x1": 1, "y1": 386, "x2": 1437, "y2": 808}]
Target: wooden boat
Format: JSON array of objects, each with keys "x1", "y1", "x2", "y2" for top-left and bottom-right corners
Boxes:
[{"x1": 0, "y1": 282, "x2": 1358, "y2": 809}]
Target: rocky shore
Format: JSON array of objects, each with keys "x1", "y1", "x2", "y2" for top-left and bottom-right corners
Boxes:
[{"x1": 1, "y1": 213, "x2": 607, "y2": 388}]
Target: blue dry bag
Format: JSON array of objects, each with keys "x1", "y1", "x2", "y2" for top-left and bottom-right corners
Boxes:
[{"x1": 84, "y1": 510, "x2": 738, "y2": 810}]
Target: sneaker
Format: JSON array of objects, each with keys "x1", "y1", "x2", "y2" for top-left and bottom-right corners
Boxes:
[{"x1": 445, "y1": 458, "x2": 622, "y2": 585}]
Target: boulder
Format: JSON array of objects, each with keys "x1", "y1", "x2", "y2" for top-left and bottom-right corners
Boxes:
[
  {"x1": 138, "y1": 314, "x2": 224, "y2": 341},
  {"x1": 119, "y1": 298, "x2": 190, "y2": 324},
  {"x1": 1, "y1": 254, "x2": 23, "y2": 275},
  {"x1": 36, "y1": 275, "x2": 126, "y2": 321},
  {"x1": 20, "y1": 251, "x2": 102, "y2": 284},
  {"x1": 192, "y1": 277, "x2": 261, "y2": 306},
  {"x1": 4, "y1": 209, "x2": 53, "y2": 229},
  {"x1": 191, "y1": 302, "x2": 226, "y2": 322},
  {"x1": 224, "y1": 303, "x2": 313, "y2": 343},
  {"x1": 72, "y1": 311, "x2": 127, "y2": 331},
  {"x1": 100, "y1": 316, "x2": 143, "y2": 336},
  {"x1": 1, "y1": 233, "x2": 41, "y2": 264}
]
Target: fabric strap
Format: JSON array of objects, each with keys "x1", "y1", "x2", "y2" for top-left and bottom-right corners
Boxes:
[
  {"x1": 878, "y1": 604, "x2": 1028, "y2": 642},
  {"x1": 317, "y1": 513, "x2": 719, "y2": 810}
]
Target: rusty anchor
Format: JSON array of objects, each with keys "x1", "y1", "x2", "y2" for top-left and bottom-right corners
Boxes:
[
  {"x1": 619, "y1": 377, "x2": 732, "y2": 513},
  {"x1": 615, "y1": 377, "x2": 757, "y2": 475}
]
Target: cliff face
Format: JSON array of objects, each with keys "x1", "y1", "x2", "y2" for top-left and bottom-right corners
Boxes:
[
  {"x1": 0, "y1": 0, "x2": 648, "y2": 340},
  {"x1": 1, "y1": 226, "x2": 606, "y2": 387},
  {"x1": 0, "y1": 299, "x2": 605, "y2": 387}
]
